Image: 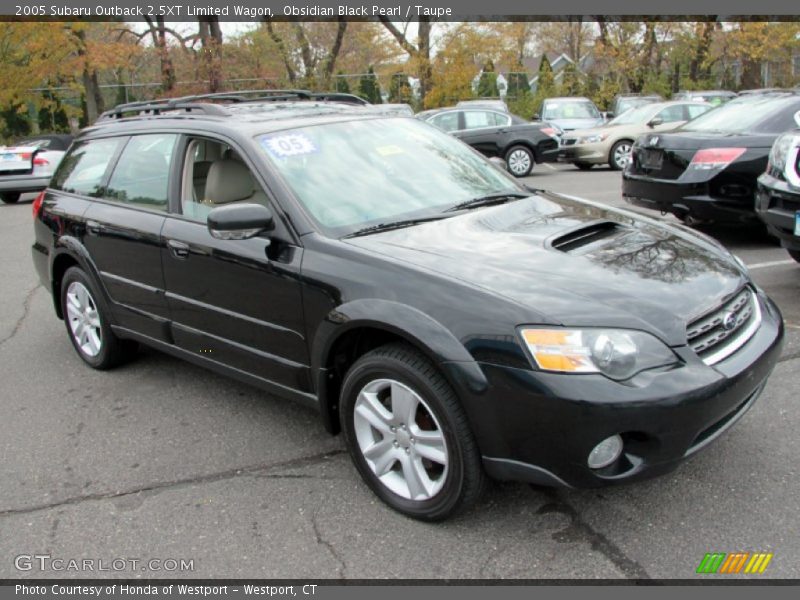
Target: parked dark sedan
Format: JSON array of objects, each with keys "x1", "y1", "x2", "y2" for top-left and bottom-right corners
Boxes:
[
  {"x1": 32, "y1": 92, "x2": 783, "y2": 520},
  {"x1": 417, "y1": 107, "x2": 558, "y2": 176},
  {"x1": 623, "y1": 93, "x2": 800, "y2": 225},
  {"x1": 756, "y1": 130, "x2": 800, "y2": 262}
]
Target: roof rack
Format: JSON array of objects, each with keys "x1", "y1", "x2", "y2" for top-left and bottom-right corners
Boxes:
[{"x1": 98, "y1": 89, "x2": 369, "y2": 121}]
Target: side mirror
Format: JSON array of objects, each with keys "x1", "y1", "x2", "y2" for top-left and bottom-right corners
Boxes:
[
  {"x1": 489, "y1": 156, "x2": 509, "y2": 172},
  {"x1": 207, "y1": 203, "x2": 274, "y2": 240},
  {"x1": 647, "y1": 117, "x2": 663, "y2": 128},
  {"x1": 532, "y1": 113, "x2": 541, "y2": 120},
  {"x1": 605, "y1": 111, "x2": 614, "y2": 119}
]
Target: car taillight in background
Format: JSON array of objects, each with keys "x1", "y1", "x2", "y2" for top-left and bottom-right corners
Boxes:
[
  {"x1": 33, "y1": 156, "x2": 50, "y2": 166},
  {"x1": 689, "y1": 147, "x2": 746, "y2": 170},
  {"x1": 32, "y1": 191, "x2": 44, "y2": 218}
]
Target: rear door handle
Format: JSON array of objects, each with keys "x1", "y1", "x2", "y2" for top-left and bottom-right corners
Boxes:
[
  {"x1": 167, "y1": 239, "x2": 190, "y2": 259},
  {"x1": 86, "y1": 220, "x2": 101, "y2": 235}
]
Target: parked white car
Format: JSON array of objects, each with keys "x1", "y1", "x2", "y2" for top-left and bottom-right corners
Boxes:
[{"x1": 0, "y1": 134, "x2": 73, "y2": 203}]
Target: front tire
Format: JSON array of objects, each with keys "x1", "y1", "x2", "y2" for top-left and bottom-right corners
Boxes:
[
  {"x1": 60, "y1": 267, "x2": 136, "y2": 369},
  {"x1": 575, "y1": 162, "x2": 593, "y2": 171},
  {"x1": 1, "y1": 192, "x2": 21, "y2": 204},
  {"x1": 340, "y1": 343, "x2": 485, "y2": 521},
  {"x1": 609, "y1": 140, "x2": 633, "y2": 171},
  {"x1": 505, "y1": 145, "x2": 534, "y2": 177}
]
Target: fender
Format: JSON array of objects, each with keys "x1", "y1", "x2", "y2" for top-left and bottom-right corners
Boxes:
[
  {"x1": 311, "y1": 298, "x2": 489, "y2": 433},
  {"x1": 49, "y1": 237, "x2": 117, "y2": 324}
]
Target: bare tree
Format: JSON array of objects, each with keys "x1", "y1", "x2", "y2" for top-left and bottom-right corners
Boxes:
[
  {"x1": 379, "y1": 17, "x2": 432, "y2": 104},
  {"x1": 198, "y1": 17, "x2": 223, "y2": 92}
]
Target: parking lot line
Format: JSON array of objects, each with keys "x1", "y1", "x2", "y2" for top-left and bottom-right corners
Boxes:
[
  {"x1": 746, "y1": 259, "x2": 794, "y2": 270},
  {"x1": 543, "y1": 163, "x2": 558, "y2": 170}
]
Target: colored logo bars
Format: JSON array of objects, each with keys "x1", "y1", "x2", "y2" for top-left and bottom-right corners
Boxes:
[{"x1": 696, "y1": 552, "x2": 773, "y2": 574}]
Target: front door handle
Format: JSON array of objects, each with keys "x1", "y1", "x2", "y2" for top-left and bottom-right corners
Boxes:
[
  {"x1": 167, "y1": 239, "x2": 190, "y2": 259},
  {"x1": 86, "y1": 220, "x2": 101, "y2": 235}
]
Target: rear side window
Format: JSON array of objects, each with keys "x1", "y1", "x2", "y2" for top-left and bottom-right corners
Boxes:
[
  {"x1": 104, "y1": 134, "x2": 177, "y2": 211},
  {"x1": 51, "y1": 138, "x2": 124, "y2": 197},
  {"x1": 430, "y1": 112, "x2": 460, "y2": 132}
]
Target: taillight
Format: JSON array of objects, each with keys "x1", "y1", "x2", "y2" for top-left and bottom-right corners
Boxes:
[
  {"x1": 33, "y1": 157, "x2": 50, "y2": 166},
  {"x1": 689, "y1": 147, "x2": 746, "y2": 170},
  {"x1": 20, "y1": 152, "x2": 32, "y2": 160},
  {"x1": 32, "y1": 191, "x2": 44, "y2": 218}
]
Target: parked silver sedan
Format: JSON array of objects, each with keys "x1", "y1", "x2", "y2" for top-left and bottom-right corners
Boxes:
[{"x1": 0, "y1": 134, "x2": 73, "y2": 203}]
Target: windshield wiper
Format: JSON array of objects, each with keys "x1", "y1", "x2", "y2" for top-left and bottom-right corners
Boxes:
[
  {"x1": 344, "y1": 215, "x2": 449, "y2": 238},
  {"x1": 444, "y1": 191, "x2": 531, "y2": 212}
]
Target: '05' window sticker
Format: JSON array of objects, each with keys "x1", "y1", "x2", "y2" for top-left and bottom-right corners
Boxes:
[{"x1": 260, "y1": 133, "x2": 318, "y2": 159}]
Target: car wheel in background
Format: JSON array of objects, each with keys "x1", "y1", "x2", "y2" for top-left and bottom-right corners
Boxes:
[
  {"x1": 1, "y1": 192, "x2": 21, "y2": 204},
  {"x1": 60, "y1": 266, "x2": 137, "y2": 369},
  {"x1": 505, "y1": 145, "x2": 534, "y2": 177},
  {"x1": 609, "y1": 140, "x2": 633, "y2": 171},
  {"x1": 575, "y1": 162, "x2": 594, "y2": 171},
  {"x1": 340, "y1": 342, "x2": 485, "y2": 521}
]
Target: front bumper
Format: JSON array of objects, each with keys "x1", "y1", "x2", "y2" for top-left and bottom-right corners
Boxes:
[
  {"x1": 558, "y1": 142, "x2": 609, "y2": 165},
  {"x1": 622, "y1": 171, "x2": 759, "y2": 223},
  {"x1": 756, "y1": 174, "x2": 800, "y2": 251},
  {"x1": 467, "y1": 291, "x2": 783, "y2": 488}
]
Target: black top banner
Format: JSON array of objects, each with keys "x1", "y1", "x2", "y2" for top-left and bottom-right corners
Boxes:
[{"x1": 3, "y1": 0, "x2": 800, "y2": 20}]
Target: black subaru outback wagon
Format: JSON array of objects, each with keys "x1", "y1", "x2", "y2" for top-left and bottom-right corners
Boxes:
[{"x1": 32, "y1": 90, "x2": 783, "y2": 520}]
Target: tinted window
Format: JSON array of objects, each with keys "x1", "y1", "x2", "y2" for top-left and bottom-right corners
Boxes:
[
  {"x1": 430, "y1": 112, "x2": 460, "y2": 132},
  {"x1": 51, "y1": 138, "x2": 124, "y2": 197},
  {"x1": 104, "y1": 134, "x2": 177, "y2": 211}
]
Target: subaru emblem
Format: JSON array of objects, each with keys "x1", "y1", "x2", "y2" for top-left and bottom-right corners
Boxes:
[{"x1": 722, "y1": 312, "x2": 737, "y2": 331}]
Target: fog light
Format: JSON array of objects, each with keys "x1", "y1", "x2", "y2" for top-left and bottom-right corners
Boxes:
[{"x1": 588, "y1": 435, "x2": 623, "y2": 469}]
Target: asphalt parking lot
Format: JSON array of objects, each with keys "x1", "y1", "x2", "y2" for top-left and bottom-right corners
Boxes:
[{"x1": 1, "y1": 165, "x2": 798, "y2": 580}]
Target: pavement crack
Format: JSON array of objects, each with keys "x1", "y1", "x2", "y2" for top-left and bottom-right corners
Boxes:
[
  {"x1": 540, "y1": 490, "x2": 650, "y2": 579},
  {"x1": 310, "y1": 512, "x2": 346, "y2": 579},
  {"x1": 0, "y1": 284, "x2": 41, "y2": 349},
  {"x1": 0, "y1": 449, "x2": 345, "y2": 518}
]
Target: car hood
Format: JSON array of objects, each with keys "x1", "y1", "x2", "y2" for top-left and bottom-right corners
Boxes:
[
  {"x1": 547, "y1": 118, "x2": 605, "y2": 131},
  {"x1": 344, "y1": 192, "x2": 747, "y2": 345}
]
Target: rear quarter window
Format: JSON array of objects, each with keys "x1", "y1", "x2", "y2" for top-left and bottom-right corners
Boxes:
[{"x1": 51, "y1": 138, "x2": 125, "y2": 197}]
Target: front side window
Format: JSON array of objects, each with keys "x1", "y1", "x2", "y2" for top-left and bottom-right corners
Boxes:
[
  {"x1": 104, "y1": 134, "x2": 177, "y2": 211},
  {"x1": 51, "y1": 137, "x2": 124, "y2": 197},
  {"x1": 256, "y1": 117, "x2": 519, "y2": 236}
]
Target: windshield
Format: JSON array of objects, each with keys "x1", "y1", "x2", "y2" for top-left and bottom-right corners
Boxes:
[
  {"x1": 681, "y1": 96, "x2": 794, "y2": 133},
  {"x1": 608, "y1": 104, "x2": 658, "y2": 125},
  {"x1": 543, "y1": 101, "x2": 600, "y2": 120},
  {"x1": 256, "y1": 118, "x2": 520, "y2": 236}
]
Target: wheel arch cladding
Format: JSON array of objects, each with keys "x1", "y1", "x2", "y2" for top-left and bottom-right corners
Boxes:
[{"x1": 311, "y1": 299, "x2": 489, "y2": 435}]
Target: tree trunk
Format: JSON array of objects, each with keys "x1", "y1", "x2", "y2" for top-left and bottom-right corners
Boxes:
[
  {"x1": 689, "y1": 22, "x2": 715, "y2": 83},
  {"x1": 263, "y1": 21, "x2": 296, "y2": 85},
  {"x1": 198, "y1": 17, "x2": 223, "y2": 93},
  {"x1": 321, "y1": 19, "x2": 348, "y2": 88}
]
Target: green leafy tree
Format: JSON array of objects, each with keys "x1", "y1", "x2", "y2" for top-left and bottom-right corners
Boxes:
[
  {"x1": 388, "y1": 72, "x2": 412, "y2": 103},
  {"x1": 334, "y1": 71, "x2": 350, "y2": 93},
  {"x1": 506, "y1": 70, "x2": 530, "y2": 100},
  {"x1": 477, "y1": 60, "x2": 500, "y2": 97},
  {"x1": 358, "y1": 66, "x2": 382, "y2": 104},
  {"x1": 559, "y1": 62, "x2": 582, "y2": 96}
]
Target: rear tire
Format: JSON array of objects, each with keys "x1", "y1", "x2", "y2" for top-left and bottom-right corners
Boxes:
[
  {"x1": 575, "y1": 162, "x2": 593, "y2": 171},
  {"x1": 60, "y1": 267, "x2": 137, "y2": 369},
  {"x1": 609, "y1": 140, "x2": 633, "y2": 171},
  {"x1": 788, "y1": 250, "x2": 800, "y2": 263},
  {"x1": 340, "y1": 342, "x2": 485, "y2": 521},
  {"x1": 505, "y1": 145, "x2": 534, "y2": 177},
  {"x1": 1, "y1": 192, "x2": 21, "y2": 204}
]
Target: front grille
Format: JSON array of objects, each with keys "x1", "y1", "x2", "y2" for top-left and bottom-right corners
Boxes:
[{"x1": 687, "y1": 288, "x2": 761, "y2": 365}]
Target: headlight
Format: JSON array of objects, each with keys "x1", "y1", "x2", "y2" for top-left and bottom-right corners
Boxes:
[
  {"x1": 578, "y1": 133, "x2": 608, "y2": 144},
  {"x1": 520, "y1": 328, "x2": 678, "y2": 380},
  {"x1": 768, "y1": 133, "x2": 794, "y2": 172}
]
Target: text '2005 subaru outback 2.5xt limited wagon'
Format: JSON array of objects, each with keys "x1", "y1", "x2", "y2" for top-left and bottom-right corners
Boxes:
[{"x1": 31, "y1": 91, "x2": 783, "y2": 521}]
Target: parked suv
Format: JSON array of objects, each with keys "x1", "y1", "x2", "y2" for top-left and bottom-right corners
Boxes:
[
  {"x1": 32, "y1": 90, "x2": 783, "y2": 520},
  {"x1": 757, "y1": 131, "x2": 800, "y2": 263}
]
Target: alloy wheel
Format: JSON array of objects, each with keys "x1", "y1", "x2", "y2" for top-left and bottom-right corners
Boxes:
[
  {"x1": 507, "y1": 149, "x2": 532, "y2": 176},
  {"x1": 353, "y1": 378, "x2": 449, "y2": 501},
  {"x1": 65, "y1": 281, "x2": 103, "y2": 357},
  {"x1": 613, "y1": 142, "x2": 632, "y2": 169}
]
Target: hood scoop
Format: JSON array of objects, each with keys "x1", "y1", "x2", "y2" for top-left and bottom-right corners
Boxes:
[{"x1": 549, "y1": 220, "x2": 624, "y2": 253}]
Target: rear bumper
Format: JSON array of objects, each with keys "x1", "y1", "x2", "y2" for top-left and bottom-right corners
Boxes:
[
  {"x1": 0, "y1": 175, "x2": 51, "y2": 193},
  {"x1": 622, "y1": 171, "x2": 758, "y2": 223},
  {"x1": 467, "y1": 291, "x2": 783, "y2": 488},
  {"x1": 756, "y1": 174, "x2": 800, "y2": 251}
]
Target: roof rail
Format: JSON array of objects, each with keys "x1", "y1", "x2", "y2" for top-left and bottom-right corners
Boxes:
[{"x1": 99, "y1": 88, "x2": 370, "y2": 121}]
